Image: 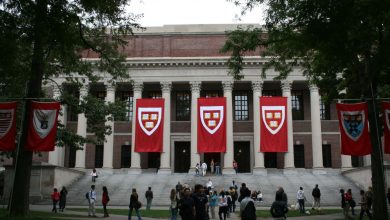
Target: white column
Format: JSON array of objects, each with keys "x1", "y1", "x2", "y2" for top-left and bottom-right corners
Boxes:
[
  {"x1": 252, "y1": 81, "x2": 266, "y2": 175},
  {"x1": 48, "y1": 85, "x2": 66, "y2": 166},
  {"x1": 310, "y1": 84, "x2": 324, "y2": 168},
  {"x1": 223, "y1": 81, "x2": 235, "y2": 174},
  {"x1": 159, "y1": 81, "x2": 172, "y2": 174},
  {"x1": 281, "y1": 80, "x2": 295, "y2": 169},
  {"x1": 129, "y1": 81, "x2": 143, "y2": 174},
  {"x1": 341, "y1": 154, "x2": 352, "y2": 170},
  {"x1": 103, "y1": 83, "x2": 115, "y2": 169},
  {"x1": 75, "y1": 84, "x2": 89, "y2": 168},
  {"x1": 189, "y1": 81, "x2": 201, "y2": 173}
]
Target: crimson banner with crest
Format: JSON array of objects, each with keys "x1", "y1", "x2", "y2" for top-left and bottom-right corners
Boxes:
[
  {"x1": 26, "y1": 101, "x2": 60, "y2": 151},
  {"x1": 135, "y1": 99, "x2": 164, "y2": 152},
  {"x1": 0, "y1": 102, "x2": 18, "y2": 151},
  {"x1": 336, "y1": 103, "x2": 371, "y2": 156},
  {"x1": 383, "y1": 102, "x2": 390, "y2": 154},
  {"x1": 198, "y1": 97, "x2": 226, "y2": 152},
  {"x1": 260, "y1": 97, "x2": 288, "y2": 152}
]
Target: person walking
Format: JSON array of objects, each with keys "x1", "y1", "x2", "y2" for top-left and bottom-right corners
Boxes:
[
  {"x1": 210, "y1": 190, "x2": 218, "y2": 219},
  {"x1": 229, "y1": 186, "x2": 238, "y2": 212},
  {"x1": 359, "y1": 190, "x2": 372, "y2": 220},
  {"x1": 88, "y1": 185, "x2": 97, "y2": 217},
  {"x1": 201, "y1": 161, "x2": 208, "y2": 176},
  {"x1": 345, "y1": 189, "x2": 356, "y2": 216},
  {"x1": 218, "y1": 191, "x2": 228, "y2": 220},
  {"x1": 91, "y1": 168, "x2": 98, "y2": 182},
  {"x1": 192, "y1": 184, "x2": 208, "y2": 220},
  {"x1": 210, "y1": 159, "x2": 215, "y2": 174},
  {"x1": 128, "y1": 188, "x2": 142, "y2": 220},
  {"x1": 102, "y1": 186, "x2": 110, "y2": 217},
  {"x1": 178, "y1": 188, "x2": 195, "y2": 220},
  {"x1": 365, "y1": 186, "x2": 373, "y2": 211},
  {"x1": 145, "y1": 186, "x2": 153, "y2": 211},
  {"x1": 270, "y1": 189, "x2": 288, "y2": 220},
  {"x1": 311, "y1": 184, "x2": 321, "y2": 212},
  {"x1": 296, "y1": 187, "x2": 306, "y2": 214},
  {"x1": 340, "y1": 189, "x2": 352, "y2": 219},
  {"x1": 240, "y1": 188, "x2": 256, "y2": 220},
  {"x1": 233, "y1": 160, "x2": 238, "y2": 174},
  {"x1": 59, "y1": 186, "x2": 68, "y2": 212},
  {"x1": 170, "y1": 189, "x2": 178, "y2": 220},
  {"x1": 51, "y1": 188, "x2": 60, "y2": 213},
  {"x1": 195, "y1": 163, "x2": 200, "y2": 176}
]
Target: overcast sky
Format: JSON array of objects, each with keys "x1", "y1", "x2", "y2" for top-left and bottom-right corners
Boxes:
[{"x1": 129, "y1": 0, "x2": 265, "y2": 27}]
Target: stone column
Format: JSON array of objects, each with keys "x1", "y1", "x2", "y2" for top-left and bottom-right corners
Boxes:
[
  {"x1": 281, "y1": 80, "x2": 295, "y2": 169},
  {"x1": 341, "y1": 154, "x2": 353, "y2": 170},
  {"x1": 223, "y1": 81, "x2": 235, "y2": 174},
  {"x1": 310, "y1": 84, "x2": 324, "y2": 169},
  {"x1": 189, "y1": 81, "x2": 201, "y2": 173},
  {"x1": 48, "y1": 85, "x2": 66, "y2": 166},
  {"x1": 103, "y1": 83, "x2": 115, "y2": 169},
  {"x1": 252, "y1": 81, "x2": 266, "y2": 175},
  {"x1": 75, "y1": 84, "x2": 89, "y2": 168},
  {"x1": 159, "y1": 81, "x2": 172, "y2": 174},
  {"x1": 129, "y1": 81, "x2": 143, "y2": 174}
]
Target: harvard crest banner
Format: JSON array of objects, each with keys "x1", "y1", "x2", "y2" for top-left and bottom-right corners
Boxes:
[
  {"x1": 336, "y1": 102, "x2": 371, "y2": 156},
  {"x1": 198, "y1": 97, "x2": 226, "y2": 152},
  {"x1": 135, "y1": 99, "x2": 164, "y2": 152},
  {"x1": 383, "y1": 102, "x2": 390, "y2": 154},
  {"x1": 260, "y1": 97, "x2": 288, "y2": 152},
  {"x1": 0, "y1": 102, "x2": 17, "y2": 151},
  {"x1": 26, "y1": 101, "x2": 60, "y2": 151}
]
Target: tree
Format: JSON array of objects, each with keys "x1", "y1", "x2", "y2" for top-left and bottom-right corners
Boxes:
[
  {"x1": 223, "y1": 0, "x2": 390, "y2": 218},
  {"x1": 0, "y1": 0, "x2": 141, "y2": 217}
]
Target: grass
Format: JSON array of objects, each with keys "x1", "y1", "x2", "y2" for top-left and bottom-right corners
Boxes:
[
  {"x1": 0, "y1": 208, "x2": 88, "y2": 220},
  {"x1": 256, "y1": 208, "x2": 341, "y2": 218},
  {"x1": 68, "y1": 208, "x2": 171, "y2": 218}
]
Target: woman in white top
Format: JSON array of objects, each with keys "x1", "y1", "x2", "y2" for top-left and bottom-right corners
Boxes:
[{"x1": 91, "y1": 168, "x2": 98, "y2": 182}]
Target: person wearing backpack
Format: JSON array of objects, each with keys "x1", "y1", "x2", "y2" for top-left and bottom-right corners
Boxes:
[
  {"x1": 192, "y1": 184, "x2": 208, "y2": 220},
  {"x1": 218, "y1": 191, "x2": 228, "y2": 220},
  {"x1": 128, "y1": 188, "x2": 142, "y2": 220},
  {"x1": 270, "y1": 190, "x2": 288, "y2": 220},
  {"x1": 87, "y1": 185, "x2": 97, "y2": 217},
  {"x1": 240, "y1": 188, "x2": 256, "y2": 220},
  {"x1": 311, "y1": 184, "x2": 321, "y2": 212},
  {"x1": 178, "y1": 188, "x2": 195, "y2": 220}
]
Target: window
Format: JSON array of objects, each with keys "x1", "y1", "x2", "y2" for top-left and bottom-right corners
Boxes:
[
  {"x1": 294, "y1": 144, "x2": 305, "y2": 168},
  {"x1": 320, "y1": 100, "x2": 331, "y2": 120},
  {"x1": 148, "y1": 91, "x2": 162, "y2": 99},
  {"x1": 234, "y1": 91, "x2": 249, "y2": 121},
  {"x1": 117, "y1": 91, "x2": 133, "y2": 121},
  {"x1": 352, "y1": 156, "x2": 364, "y2": 167},
  {"x1": 95, "y1": 145, "x2": 104, "y2": 168},
  {"x1": 291, "y1": 91, "x2": 304, "y2": 120},
  {"x1": 322, "y1": 144, "x2": 332, "y2": 167},
  {"x1": 66, "y1": 90, "x2": 79, "y2": 121},
  {"x1": 203, "y1": 91, "x2": 220, "y2": 98},
  {"x1": 121, "y1": 145, "x2": 132, "y2": 168},
  {"x1": 176, "y1": 92, "x2": 191, "y2": 121}
]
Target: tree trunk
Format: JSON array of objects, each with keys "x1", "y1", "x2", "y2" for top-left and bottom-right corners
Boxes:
[{"x1": 9, "y1": 0, "x2": 47, "y2": 217}]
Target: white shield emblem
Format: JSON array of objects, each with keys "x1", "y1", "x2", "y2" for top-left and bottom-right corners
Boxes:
[
  {"x1": 33, "y1": 109, "x2": 57, "y2": 139},
  {"x1": 0, "y1": 109, "x2": 14, "y2": 138},
  {"x1": 262, "y1": 106, "x2": 285, "y2": 135},
  {"x1": 138, "y1": 107, "x2": 162, "y2": 136},
  {"x1": 385, "y1": 109, "x2": 390, "y2": 131},
  {"x1": 341, "y1": 110, "x2": 365, "y2": 141},
  {"x1": 200, "y1": 106, "x2": 224, "y2": 134}
]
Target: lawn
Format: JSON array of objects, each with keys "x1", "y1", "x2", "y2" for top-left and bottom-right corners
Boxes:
[{"x1": 0, "y1": 208, "x2": 88, "y2": 220}]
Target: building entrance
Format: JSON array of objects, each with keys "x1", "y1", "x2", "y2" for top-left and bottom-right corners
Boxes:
[
  {"x1": 174, "y1": 142, "x2": 191, "y2": 173},
  {"x1": 264, "y1": 152, "x2": 277, "y2": 168},
  {"x1": 203, "y1": 153, "x2": 221, "y2": 174},
  {"x1": 234, "y1": 142, "x2": 251, "y2": 173},
  {"x1": 148, "y1": 152, "x2": 160, "y2": 168}
]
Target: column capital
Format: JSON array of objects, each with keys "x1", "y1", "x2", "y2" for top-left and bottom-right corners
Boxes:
[
  {"x1": 251, "y1": 81, "x2": 264, "y2": 92},
  {"x1": 79, "y1": 84, "x2": 89, "y2": 96},
  {"x1": 281, "y1": 80, "x2": 292, "y2": 91},
  {"x1": 160, "y1": 81, "x2": 172, "y2": 93},
  {"x1": 132, "y1": 81, "x2": 143, "y2": 93},
  {"x1": 105, "y1": 82, "x2": 116, "y2": 93},
  {"x1": 309, "y1": 83, "x2": 319, "y2": 92},
  {"x1": 190, "y1": 81, "x2": 202, "y2": 93},
  {"x1": 222, "y1": 81, "x2": 234, "y2": 92}
]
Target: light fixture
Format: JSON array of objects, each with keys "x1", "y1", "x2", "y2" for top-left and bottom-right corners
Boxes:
[{"x1": 183, "y1": 149, "x2": 186, "y2": 153}]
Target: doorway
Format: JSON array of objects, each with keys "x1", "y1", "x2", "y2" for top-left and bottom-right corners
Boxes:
[
  {"x1": 203, "y1": 152, "x2": 221, "y2": 172},
  {"x1": 264, "y1": 152, "x2": 277, "y2": 168},
  {"x1": 294, "y1": 144, "x2": 305, "y2": 168},
  {"x1": 147, "y1": 152, "x2": 160, "y2": 168},
  {"x1": 95, "y1": 145, "x2": 104, "y2": 168},
  {"x1": 174, "y1": 142, "x2": 191, "y2": 173},
  {"x1": 234, "y1": 141, "x2": 251, "y2": 173},
  {"x1": 121, "y1": 145, "x2": 132, "y2": 168}
]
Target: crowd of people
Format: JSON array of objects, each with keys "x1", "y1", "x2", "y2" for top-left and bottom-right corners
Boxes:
[{"x1": 195, "y1": 160, "x2": 240, "y2": 176}]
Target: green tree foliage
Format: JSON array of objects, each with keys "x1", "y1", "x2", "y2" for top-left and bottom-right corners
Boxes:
[{"x1": 0, "y1": 0, "x2": 141, "y2": 216}]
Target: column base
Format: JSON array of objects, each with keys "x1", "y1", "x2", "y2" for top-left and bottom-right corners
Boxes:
[
  {"x1": 252, "y1": 167, "x2": 267, "y2": 176},
  {"x1": 283, "y1": 168, "x2": 298, "y2": 175},
  {"x1": 312, "y1": 168, "x2": 327, "y2": 175},
  {"x1": 222, "y1": 168, "x2": 236, "y2": 175},
  {"x1": 128, "y1": 167, "x2": 142, "y2": 174},
  {"x1": 157, "y1": 168, "x2": 172, "y2": 175}
]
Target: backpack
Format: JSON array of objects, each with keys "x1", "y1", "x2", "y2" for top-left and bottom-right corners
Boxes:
[
  {"x1": 241, "y1": 201, "x2": 256, "y2": 219},
  {"x1": 86, "y1": 192, "x2": 90, "y2": 200},
  {"x1": 227, "y1": 196, "x2": 232, "y2": 205}
]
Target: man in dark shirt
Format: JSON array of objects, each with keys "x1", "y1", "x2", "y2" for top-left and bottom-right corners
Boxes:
[
  {"x1": 312, "y1": 184, "x2": 321, "y2": 211},
  {"x1": 176, "y1": 182, "x2": 183, "y2": 197},
  {"x1": 145, "y1": 186, "x2": 153, "y2": 211},
  {"x1": 238, "y1": 183, "x2": 247, "y2": 202},
  {"x1": 179, "y1": 188, "x2": 195, "y2": 220},
  {"x1": 192, "y1": 184, "x2": 208, "y2": 220}
]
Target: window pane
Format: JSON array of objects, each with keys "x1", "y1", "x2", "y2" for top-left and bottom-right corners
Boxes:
[
  {"x1": 234, "y1": 91, "x2": 249, "y2": 121},
  {"x1": 292, "y1": 91, "x2": 304, "y2": 120},
  {"x1": 176, "y1": 91, "x2": 191, "y2": 121}
]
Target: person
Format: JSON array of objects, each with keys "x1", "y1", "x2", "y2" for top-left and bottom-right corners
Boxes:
[
  {"x1": 51, "y1": 188, "x2": 60, "y2": 213},
  {"x1": 311, "y1": 184, "x2": 321, "y2": 211},
  {"x1": 233, "y1": 160, "x2": 238, "y2": 174},
  {"x1": 145, "y1": 186, "x2": 153, "y2": 211},
  {"x1": 340, "y1": 189, "x2": 352, "y2": 219},
  {"x1": 206, "y1": 179, "x2": 213, "y2": 191},
  {"x1": 176, "y1": 182, "x2": 183, "y2": 197},
  {"x1": 195, "y1": 163, "x2": 200, "y2": 176},
  {"x1": 345, "y1": 188, "x2": 356, "y2": 216},
  {"x1": 128, "y1": 188, "x2": 142, "y2": 220},
  {"x1": 238, "y1": 183, "x2": 248, "y2": 202},
  {"x1": 178, "y1": 188, "x2": 195, "y2": 220},
  {"x1": 192, "y1": 184, "x2": 208, "y2": 220},
  {"x1": 88, "y1": 185, "x2": 97, "y2": 217},
  {"x1": 91, "y1": 168, "x2": 98, "y2": 182},
  {"x1": 231, "y1": 180, "x2": 238, "y2": 191},
  {"x1": 210, "y1": 159, "x2": 215, "y2": 174},
  {"x1": 257, "y1": 190, "x2": 263, "y2": 202},
  {"x1": 240, "y1": 188, "x2": 256, "y2": 220},
  {"x1": 225, "y1": 191, "x2": 232, "y2": 217},
  {"x1": 365, "y1": 186, "x2": 373, "y2": 211},
  {"x1": 210, "y1": 190, "x2": 218, "y2": 219},
  {"x1": 218, "y1": 191, "x2": 228, "y2": 220},
  {"x1": 270, "y1": 189, "x2": 288, "y2": 220},
  {"x1": 215, "y1": 162, "x2": 221, "y2": 175},
  {"x1": 101, "y1": 186, "x2": 109, "y2": 217},
  {"x1": 170, "y1": 189, "x2": 178, "y2": 220},
  {"x1": 359, "y1": 190, "x2": 372, "y2": 220},
  {"x1": 201, "y1": 161, "x2": 208, "y2": 176},
  {"x1": 296, "y1": 187, "x2": 306, "y2": 214},
  {"x1": 59, "y1": 186, "x2": 68, "y2": 212},
  {"x1": 229, "y1": 186, "x2": 238, "y2": 212},
  {"x1": 276, "y1": 187, "x2": 288, "y2": 204}
]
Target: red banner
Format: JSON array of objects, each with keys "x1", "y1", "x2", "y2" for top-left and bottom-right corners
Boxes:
[
  {"x1": 26, "y1": 101, "x2": 60, "y2": 151},
  {"x1": 198, "y1": 97, "x2": 226, "y2": 152},
  {"x1": 260, "y1": 97, "x2": 288, "y2": 152},
  {"x1": 0, "y1": 102, "x2": 18, "y2": 151},
  {"x1": 135, "y1": 99, "x2": 164, "y2": 152},
  {"x1": 383, "y1": 102, "x2": 390, "y2": 154},
  {"x1": 336, "y1": 103, "x2": 371, "y2": 156}
]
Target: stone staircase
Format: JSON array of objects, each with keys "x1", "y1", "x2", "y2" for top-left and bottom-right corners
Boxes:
[{"x1": 36, "y1": 168, "x2": 361, "y2": 207}]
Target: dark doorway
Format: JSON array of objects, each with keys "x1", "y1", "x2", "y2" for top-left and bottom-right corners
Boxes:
[
  {"x1": 204, "y1": 152, "x2": 221, "y2": 172},
  {"x1": 264, "y1": 152, "x2": 277, "y2": 168},
  {"x1": 121, "y1": 145, "x2": 132, "y2": 168},
  {"x1": 352, "y1": 156, "x2": 363, "y2": 167},
  {"x1": 294, "y1": 144, "x2": 305, "y2": 168},
  {"x1": 95, "y1": 145, "x2": 104, "y2": 168},
  {"x1": 148, "y1": 152, "x2": 160, "y2": 168},
  {"x1": 174, "y1": 142, "x2": 191, "y2": 173},
  {"x1": 234, "y1": 141, "x2": 251, "y2": 173},
  {"x1": 322, "y1": 144, "x2": 332, "y2": 168},
  {"x1": 66, "y1": 146, "x2": 76, "y2": 168}
]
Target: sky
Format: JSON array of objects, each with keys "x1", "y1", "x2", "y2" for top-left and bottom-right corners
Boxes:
[{"x1": 129, "y1": 0, "x2": 265, "y2": 27}]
